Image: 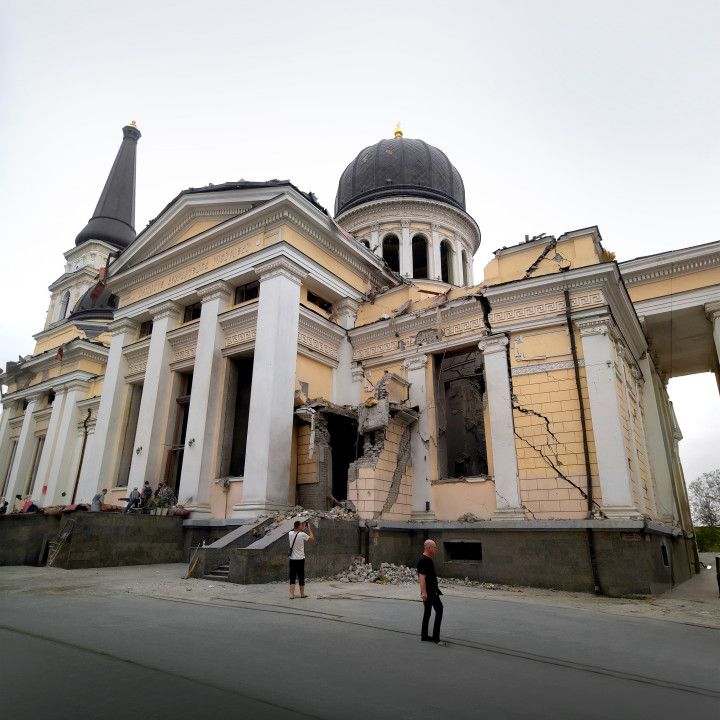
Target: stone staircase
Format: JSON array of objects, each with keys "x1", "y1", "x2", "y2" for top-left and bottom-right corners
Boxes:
[{"x1": 202, "y1": 563, "x2": 230, "y2": 582}]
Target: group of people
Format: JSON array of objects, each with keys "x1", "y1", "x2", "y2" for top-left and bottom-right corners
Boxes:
[
  {"x1": 123, "y1": 481, "x2": 174, "y2": 513},
  {"x1": 287, "y1": 522, "x2": 445, "y2": 645}
]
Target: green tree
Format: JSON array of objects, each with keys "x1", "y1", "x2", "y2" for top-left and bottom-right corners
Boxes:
[{"x1": 688, "y1": 469, "x2": 720, "y2": 526}]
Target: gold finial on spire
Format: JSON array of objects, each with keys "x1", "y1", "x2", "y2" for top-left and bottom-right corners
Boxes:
[
  {"x1": 130, "y1": 121, "x2": 137, "y2": 128},
  {"x1": 394, "y1": 121, "x2": 403, "y2": 139}
]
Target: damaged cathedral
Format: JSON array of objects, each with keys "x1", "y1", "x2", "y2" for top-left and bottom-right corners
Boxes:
[{"x1": 2, "y1": 123, "x2": 719, "y2": 595}]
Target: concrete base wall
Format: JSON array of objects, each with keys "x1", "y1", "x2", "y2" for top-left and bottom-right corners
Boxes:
[
  {"x1": 0, "y1": 514, "x2": 62, "y2": 566},
  {"x1": 366, "y1": 522, "x2": 697, "y2": 597}
]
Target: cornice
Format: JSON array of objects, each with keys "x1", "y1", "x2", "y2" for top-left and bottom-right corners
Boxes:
[
  {"x1": 218, "y1": 303, "x2": 259, "y2": 334},
  {"x1": 167, "y1": 323, "x2": 199, "y2": 349},
  {"x1": 108, "y1": 318, "x2": 140, "y2": 335},
  {"x1": 619, "y1": 240, "x2": 720, "y2": 286}
]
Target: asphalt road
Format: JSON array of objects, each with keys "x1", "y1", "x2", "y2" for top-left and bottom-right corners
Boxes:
[{"x1": 0, "y1": 564, "x2": 718, "y2": 719}]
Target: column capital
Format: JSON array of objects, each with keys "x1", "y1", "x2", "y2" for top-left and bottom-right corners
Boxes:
[
  {"x1": 254, "y1": 258, "x2": 308, "y2": 286},
  {"x1": 197, "y1": 279, "x2": 234, "y2": 303},
  {"x1": 149, "y1": 300, "x2": 183, "y2": 321},
  {"x1": 370, "y1": 223, "x2": 380, "y2": 232},
  {"x1": 336, "y1": 298, "x2": 360, "y2": 316},
  {"x1": 108, "y1": 317, "x2": 139, "y2": 336},
  {"x1": 575, "y1": 317, "x2": 616, "y2": 339},
  {"x1": 705, "y1": 300, "x2": 720, "y2": 322},
  {"x1": 401, "y1": 219, "x2": 411, "y2": 228},
  {"x1": 53, "y1": 379, "x2": 91, "y2": 395},
  {"x1": 403, "y1": 354, "x2": 428, "y2": 371},
  {"x1": 478, "y1": 333, "x2": 509, "y2": 355},
  {"x1": 351, "y1": 365, "x2": 365, "y2": 381}
]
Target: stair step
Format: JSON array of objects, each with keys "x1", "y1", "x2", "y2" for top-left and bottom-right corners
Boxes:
[{"x1": 203, "y1": 564, "x2": 230, "y2": 581}]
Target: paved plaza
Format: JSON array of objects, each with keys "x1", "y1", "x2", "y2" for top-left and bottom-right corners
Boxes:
[{"x1": 0, "y1": 557, "x2": 718, "y2": 719}]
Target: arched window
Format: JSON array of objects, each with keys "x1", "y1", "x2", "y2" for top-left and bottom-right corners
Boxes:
[
  {"x1": 412, "y1": 235, "x2": 428, "y2": 279},
  {"x1": 58, "y1": 291, "x2": 70, "y2": 320},
  {"x1": 462, "y1": 251, "x2": 469, "y2": 287},
  {"x1": 382, "y1": 234, "x2": 400, "y2": 273},
  {"x1": 440, "y1": 241, "x2": 454, "y2": 284}
]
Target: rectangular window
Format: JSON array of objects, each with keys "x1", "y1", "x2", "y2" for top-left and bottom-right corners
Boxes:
[
  {"x1": 445, "y1": 541, "x2": 483, "y2": 561},
  {"x1": 138, "y1": 320, "x2": 153, "y2": 339},
  {"x1": 183, "y1": 302, "x2": 202, "y2": 323},
  {"x1": 307, "y1": 290, "x2": 332, "y2": 313},
  {"x1": 234, "y1": 281, "x2": 260, "y2": 305}
]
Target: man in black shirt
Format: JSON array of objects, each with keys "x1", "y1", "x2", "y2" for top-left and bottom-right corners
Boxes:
[{"x1": 417, "y1": 539, "x2": 445, "y2": 645}]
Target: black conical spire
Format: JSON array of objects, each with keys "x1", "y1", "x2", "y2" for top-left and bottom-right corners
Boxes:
[{"x1": 75, "y1": 123, "x2": 141, "y2": 250}]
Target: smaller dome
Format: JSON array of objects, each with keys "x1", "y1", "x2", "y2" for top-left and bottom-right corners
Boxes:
[
  {"x1": 68, "y1": 285, "x2": 118, "y2": 323},
  {"x1": 335, "y1": 136, "x2": 466, "y2": 216}
]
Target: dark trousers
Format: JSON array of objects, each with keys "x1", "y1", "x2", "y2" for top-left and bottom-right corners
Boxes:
[
  {"x1": 421, "y1": 593, "x2": 443, "y2": 641},
  {"x1": 289, "y1": 559, "x2": 305, "y2": 586}
]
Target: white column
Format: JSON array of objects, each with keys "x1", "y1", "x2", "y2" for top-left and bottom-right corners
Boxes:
[
  {"x1": 179, "y1": 281, "x2": 233, "y2": 516},
  {"x1": 400, "y1": 219, "x2": 412, "y2": 277},
  {"x1": 578, "y1": 320, "x2": 639, "y2": 518},
  {"x1": 430, "y1": 223, "x2": 441, "y2": 280},
  {"x1": 333, "y1": 299, "x2": 359, "y2": 406},
  {"x1": 128, "y1": 301, "x2": 182, "y2": 489},
  {"x1": 0, "y1": 401, "x2": 15, "y2": 493},
  {"x1": 78, "y1": 318, "x2": 138, "y2": 496},
  {"x1": 706, "y1": 302, "x2": 720, "y2": 390},
  {"x1": 404, "y1": 354, "x2": 435, "y2": 520},
  {"x1": 4, "y1": 394, "x2": 41, "y2": 503},
  {"x1": 478, "y1": 335, "x2": 524, "y2": 519},
  {"x1": 370, "y1": 223, "x2": 380, "y2": 255},
  {"x1": 43, "y1": 381, "x2": 91, "y2": 506},
  {"x1": 233, "y1": 258, "x2": 308, "y2": 520},
  {"x1": 30, "y1": 391, "x2": 66, "y2": 505},
  {"x1": 453, "y1": 235, "x2": 464, "y2": 287}
]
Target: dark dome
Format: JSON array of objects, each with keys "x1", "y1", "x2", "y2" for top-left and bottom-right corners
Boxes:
[
  {"x1": 335, "y1": 136, "x2": 466, "y2": 216},
  {"x1": 68, "y1": 285, "x2": 118, "y2": 323}
]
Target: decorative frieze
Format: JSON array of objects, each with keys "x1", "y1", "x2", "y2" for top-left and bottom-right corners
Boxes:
[
  {"x1": 225, "y1": 327, "x2": 257, "y2": 348},
  {"x1": 488, "y1": 292, "x2": 604, "y2": 324},
  {"x1": 511, "y1": 358, "x2": 585, "y2": 376}
]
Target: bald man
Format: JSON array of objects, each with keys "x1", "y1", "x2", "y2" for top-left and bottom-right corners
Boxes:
[{"x1": 417, "y1": 539, "x2": 445, "y2": 645}]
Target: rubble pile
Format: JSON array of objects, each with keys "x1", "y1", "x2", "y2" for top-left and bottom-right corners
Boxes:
[
  {"x1": 335, "y1": 558, "x2": 418, "y2": 585},
  {"x1": 456, "y1": 512, "x2": 482, "y2": 522},
  {"x1": 265, "y1": 504, "x2": 358, "y2": 527}
]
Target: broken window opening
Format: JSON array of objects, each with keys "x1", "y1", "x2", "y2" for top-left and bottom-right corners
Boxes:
[
  {"x1": 327, "y1": 413, "x2": 359, "y2": 502},
  {"x1": 382, "y1": 234, "x2": 400, "y2": 273},
  {"x1": 434, "y1": 349, "x2": 488, "y2": 478},
  {"x1": 412, "y1": 235, "x2": 429, "y2": 279},
  {"x1": 445, "y1": 541, "x2": 483, "y2": 561},
  {"x1": 307, "y1": 290, "x2": 333, "y2": 314}
]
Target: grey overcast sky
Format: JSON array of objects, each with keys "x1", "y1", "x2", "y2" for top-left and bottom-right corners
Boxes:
[{"x1": 0, "y1": 0, "x2": 718, "y2": 482}]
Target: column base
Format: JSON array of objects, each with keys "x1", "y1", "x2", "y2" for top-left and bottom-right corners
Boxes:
[
  {"x1": 411, "y1": 510, "x2": 437, "y2": 522},
  {"x1": 601, "y1": 505, "x2": 644, "y2": 520},
  {"x1": 232, "y1": 500, "x2": 294, "y2": 523},
  {"x1": 185, "y1": 502, "x2": 213, "y2": 520},
  {"x1": 492, "y1": 507, "x2": 527, "y2": 521}
]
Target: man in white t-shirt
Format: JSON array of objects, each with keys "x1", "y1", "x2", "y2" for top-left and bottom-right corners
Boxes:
[{"x1": 288, "y1": 519, "x2": 314, "y2": 599}]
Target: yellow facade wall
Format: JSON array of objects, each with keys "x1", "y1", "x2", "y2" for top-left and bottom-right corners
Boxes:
[
  {"x1": 173, "y1": 219, "x2": 226, "y2": 246},
  {"x1": 295, "y1": 354, "x2": 332, "y2": 401},
  {"x1": 431, "y1": 480, "x2": 496, "y2": 521}
]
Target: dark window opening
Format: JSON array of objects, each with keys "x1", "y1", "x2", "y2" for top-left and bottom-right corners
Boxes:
[
  {"x1": 445, "y1": 541, "x2": 483, "y2": 561},
  {"x1": 165, "y1": 373, "x2": 193, "y2": 495},
  {"x1": 435, "y1": 349, "x2": 488, "y2": 478},
  {"x1": 234, "y1": 281, "x2": 260, "y2": 305},
  {"x1": 219, "y1": 357, "x2": 254, "y2": 477},
  {"x1": 307, "y1": 290, "x2": 332, "y2": 314},
  {"x1": 47, "y1": 390, "x2": 55, "y2": 405},
  {"x1": 412, "y1": 235, "x2": 428, "y2": 279},
  {"x1": 440, "y1": 242, "x2": 454, "y2": 284},
  {"x1": 116, "y1": 383, "x2": 143, "y2": 487},
  {"x1": 462, "y1": 251, "x2": 469, "y2": 287},
  {"x1": 327, "y1": 414, "x2": 359, "y2": 502},
  {"x1": 183, "y1": 302, "x2": 202, "y2": 323},
  {"x1": 382, "y1": 235, "x2": 400, "y2": 273},
  {"x1": 661, "y1": 544, "x2": 670, "y2": 567},
  {"x1": 138, "y1": 320, "x2": 153, "y2": 339}
]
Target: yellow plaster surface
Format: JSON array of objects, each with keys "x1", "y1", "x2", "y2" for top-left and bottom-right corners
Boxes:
[
  {"x1": 172, "y1": 219, "x2": 226, "y2": 246},
  {"x1": 296, "y1": 354, "x2": 332, "y2": 401},
  {"x1": 431, "y1": 480, "x2": 496, "y2": 520},
  {"x1": 625, "y1": 266, "x2": 720, "y2": 302}
]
